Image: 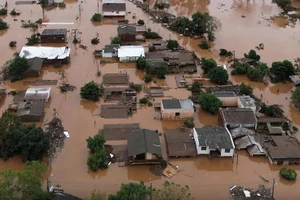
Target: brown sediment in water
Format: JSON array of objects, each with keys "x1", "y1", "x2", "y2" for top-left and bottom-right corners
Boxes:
[{"x1": 0, "y1": 0, "x2": 299, "y2": 199}]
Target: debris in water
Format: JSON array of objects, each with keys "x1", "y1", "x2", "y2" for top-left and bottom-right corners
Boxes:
[
  {"x1": 259, "y1": 175, "x2": 270, "y2": 183},
  {"x1": 59, "y1": 83, "x2": 76, "y2": 93},
  {"x1": 229, "y1": 185, "x2": 273, "y2": 200}
]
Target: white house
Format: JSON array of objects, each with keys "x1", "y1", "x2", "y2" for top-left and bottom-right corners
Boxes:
[
  {"x1": 193, "y1": 126, "x2": 235, "y2": 157},
  {"x1": 161, "y1": 99, "x2": 194, "y2": 120},
  {"x1": 25, "y1": 87, "x2": 51, "y2": 102},
  {"x1": 102, "y1": 44, "x2": 120, "y2": 58},
  {"x1": 118, "y1": 45, "x2": 145, "y2": 62},
  {"x1": 102, "y1": 0, "x2": 126, "y2": 17},
  {"x1": 237, "y1": 95, "x2": 256, "y2": 113}
]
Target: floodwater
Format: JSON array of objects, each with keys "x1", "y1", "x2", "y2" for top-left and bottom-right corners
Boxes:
[{"x1": 0, "y1": 0, "x2": 300, "y2": 199}]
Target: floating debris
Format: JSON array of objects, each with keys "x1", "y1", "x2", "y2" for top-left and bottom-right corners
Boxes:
[{"x1": 59, "y1": 83, "x2": 76, "y2": 93}]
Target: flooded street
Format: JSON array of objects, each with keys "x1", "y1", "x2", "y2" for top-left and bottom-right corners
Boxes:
[{"x1": 0, "y1": 0, "x2": 300, "y2": 199}]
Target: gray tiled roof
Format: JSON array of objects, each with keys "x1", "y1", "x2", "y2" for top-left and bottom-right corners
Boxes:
[
  {"x1": 117, "y1": 25, "x2": 137, "y2": 35},
  {"x1": 41, "y1": 29, "x2": 67, "y2": 36}
]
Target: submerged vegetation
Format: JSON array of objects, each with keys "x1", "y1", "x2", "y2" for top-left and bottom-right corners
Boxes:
[{"x1": 91, "y1": 13, "x2": 103, "y2": 22}]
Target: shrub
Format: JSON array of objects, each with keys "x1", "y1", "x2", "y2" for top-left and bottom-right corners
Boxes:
[
  {"x1": 10, "y1": 9, "x2": 20, "y2": 16},
  {"x1": 199, "y1": 41, "x2": 210, "y2": 49},
  {"x1": 162, "y1": 16, "x2": 169, "y2": 23},
  {"x1": 0, "y1": 8, "x2": 7, "y2": 15},
  {"x1": 247, "y1": 67, "x2": 260, "y2": 82},
  {"x1": 231, "y1": 65, "x2": 247, "y2": 75},
  {"x1": 201, "y1": 57, "x2": 217, "y2": 74},
  {"x1": 184, "y1": 118, "x2": 194, "y2": 128},
  {"x1": 144, "y1": 74, "x2": 152, "y2": 83},
  {"x1": 9, "y1": 41, "x2": 17, "y2": 47},
  {"x1": 80, "y1": 81, "x2": 101, "y2": 101},
  {"x1": 139, "y1": 97, "x2": 148, "y2": 104},
  {"x1": 244, "y1": 49, "x2": 260, "y2": 61},
  {"x1": 111, "y1": 36, "x2": 121, "y2": 44},
  {"x1": 91, "y1": 13, "x2": 103, "y2": 22},
  {"x1": 137, "y1": 19, "x2": 145, "y2": 25},
  {"x1": 219, "y1": 49, "x2": 228, "y2": 56},
  {"x1": 91, "y1": 37, "x2": 100, "y2": 45},
  {"x1": 280, "y1": 168, "x2": 297, "y2": 180},
  {"x1": 149, "y1": 45, "x2": 156, "y2": 52},
  {"x1": 239, "y1": 83, "x2": 253, "y2": 95},
  {"x1": 0, "y1": 18, "x2": 9, "y2": 30},
  {"x1": 190, "y1": 82, "x2": 202, "y2": 94},
  {"x1": 136, "y1": 56, "x2": 148, "y2": 70},
  {"x1": 208, "y1": 67, "x2": 228, "y2": 84},
  {"x1": 198, "y1": 92, "x2": 222, "y2": 114},
  {"x1": 143, "y1": 28, "x2": 162, "y2": 39},
  {"x1": 129, "y1": 83, "x2": 142, "y2": 92},
  {"x1": 167, "y1": 40, "x2": 179, "y2": 50},
  {"x1": 26, "y1": 33, "x2": 40, "y2": 45}
]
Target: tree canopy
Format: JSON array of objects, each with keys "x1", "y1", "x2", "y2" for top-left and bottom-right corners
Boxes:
[
  {"x1": 244, "y1": 49, "x2": 260, "y2": 61},
  {"x1": 201, "y1": 57, "x2": 217, "y2": 74},
  {"x1": 108, "y1": 182, "x2": 151, "y2": 200},
  {"x1": 7, "y1": 56, "x2": 29, "y2": 81},
  {"x1": 38, "y1": 0, "x2": 49, "y2": 14},
  {"x1": 292, "y1": 87, "x2": 300, "y2": 109},
  {"x1": 166, "y1": 40, "x2": 179, "y2": 50},
  {"x1": 198, "y1": 92, "x2": 223, "y2": 114},
  {"x1": 270, "y1": 60, "x2": 295, "y2": 83},
  {"x1": 0, "y1": 161, "x2": 50, "y2": 200},
  {"x1": 86, "y1": 190, "x2": 107, "y2": 200},
  {"x1": 280, "y1": 168, "x2": 297, "y2": 180},
  {"x1": 239, "y1": 83, "x2": 253, "y2": 96},
  {"x1": 86, "y1": 135, "x2": 108, "y2": 171},
  {"x1": 272, "y1": 0, "x2": 291, "y2": 10},
  {"x1": 208, "y1": 67, "x2": 228, "y2": 85},
  {"x1": 153, "y1": 181, "x2": 194, "y2": 200},
  {"x1": 0, "y1": 18, "x2": 8, "y2": 30},
  {"x1": 111, "y1": 36, "x2": 121, "y2": 44},
  {"x1": 136, "y1": 56, "x2": 148, "y2": 70},
  {"x1": 80, "y1": 81, "x2": 102, "y2": 101}
]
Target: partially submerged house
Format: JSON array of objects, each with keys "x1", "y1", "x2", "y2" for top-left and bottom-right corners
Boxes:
[
  {"x1": 19, "y1": 46, "x2": 71, "y2": 64},
  {"x1": 40, "y1": 29, "x2": 68, "y2": 43},
  {"x1": 24, "y1": 87, "x2": 51, "y2": 102},
  {"x1": 127, "y1": 129, "x2": 162, "y2": 165},
  {"x1": 100, "y1": 104, "x2": 132, "y2": 118},
  {"x1": 99, "y1": 123, "x2": 140, "y2": 140},
  {"x1": 16, "y1": 100, "x2": 44, "y2": 122},
  {"x1": 51, "y1": 189, "x2": 82, "y2": 200},
  {"x1": 193, "y1": 127, "x2": 235, "y2": 157},
  {"x1": 102, "y1": 73, "x2": 129, "y2": 85},
  {"x1": 149, "y1": 41, "x2": 168, "y2": 51},
  {"x1": 117, "y1": 25, "x2": 137, "y2": 43},
  {"x1": 117, "y1": 46, "x2": 145, "y2": 62},
  {"x1": 103, "y1": 87, "x2": 137, "y2": 103},
  {"x1": 234, "y1": 135, "x2": 265, "y2": 156},
  {"x1": 218, "y1": 108, "x2": 257, "y2": 129},
  {"x1": 237, "y1": 95, "x2": 256, "y2": 112},
  {"x1": 23, "y1": 57, "x2": 43, "y2": 77},
  {"x1": 257, "y1": 117, "x2": 291, "y2": 135},
  {"x1": 161, "y1": 99, "x2": 194, "y2": 120},
  {"x1": 212, "y1": 91, "x2": 237, "y2": 107},
  {"x1": 102, "y1": 44, "x2": 120, "y2": 58},
  {"x1": 102, "y1": 0, "x2": 126, "y2": 17}
]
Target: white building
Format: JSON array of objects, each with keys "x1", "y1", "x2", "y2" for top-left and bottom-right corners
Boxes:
[
  {"x1": 102, "y1": 44, "x2": 120, "y2": 58},
  {"x1": 193, "y1": 126, "x2": 235, "y2": 157},
  {"x1": 161, "y1": 99, "x2": 194, "y2": 120},
  {"x1": 237, "y1": 95, "x2": 256, "y2": 113},
  {"x1": 118, "y1": 45, "x2": 145, "y2": 62},
  {"x1": 102, "y1": 0, "x2": 126, "y2": 17},
  {"x1": 25, "y1": 87, "x2": 51, "y2": 102}
]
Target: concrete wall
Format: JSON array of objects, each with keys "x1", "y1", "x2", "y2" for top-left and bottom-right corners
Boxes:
[
  {"x1": 103, "y1": 11, "x2": 126, "y2": 17},
  {"x1": 161, "y1": 108, "x2": 194, "y2": 120},
  {"x1": 119, "y1": 56, "x2": 140, "y2": 62}
]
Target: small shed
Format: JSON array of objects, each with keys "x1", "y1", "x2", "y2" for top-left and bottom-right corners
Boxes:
[
  {"x1": 218, "y1": 108, "x2": 257, "y2": 129},
  {"x1": 237, "y1": 95, "x2": 256, "y2": 112},
  {"x1": 102, "y1": 44, "x2": 120, "y2": 58},
  {"x1": 212, "y1": 91, "x2": 237, "y2": 107},
  {"x1": 16, "y1": 100, "x2": 44, "y2": 122},
  {"x1": 102, "y1": 0, "x2": 126, "y2": 17},
  {"x1": 127, "y1": 129, "x2": 162, "y2": 165},
  {"x1": 25, "y1": 87, "x2": 51, "y2": 102},
  {"x1": 23, "y1": 57, "x2": 43, "y2": 77},
  {"x1": 117, "y1": 46, "x2": 145, "y2": 62},
  {"x1": 161, "y1": 99, "x2": 194, "y2": 120},
  {"x1": 117, "y1": 25, "x2": 137, "y2": 42},
  {"x1": 41, "y1": 29, "x2": 67, "y2": 43}
]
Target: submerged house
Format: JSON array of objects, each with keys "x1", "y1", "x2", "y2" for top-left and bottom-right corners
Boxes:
[
  {"x1": 23, "y1": 57, "x2": 43, "y2": 78},
  {"x1": 193, "y1": 126, "x2": 235, "y2": 157},
  {"x1": 40, "y1": 29, "x2": 68, "y2": 43},
  {"x1": 16, "y1": 100, "x2": 44, "y2": 122},
  {"x1": 102, "y1": 44, "x2": 120, "y2": 58},
  {"x1": 102, "y1": 0, "x2": 126, "y2": 17},
  {"x1": 218, "y1": 108, "x2": 257, "y2": 129},
  {"x1": 117, "y1": 46, "x2": 145, "y2": 62},
  {"x1": 161, "y1": 99, "x2": 194, "y2": 120},
  {"x1": 102, "y1": 73, "x2": 129, "y2": 85},
  {"x1": 127, "y1": 129, "x2": 162, "y2": 165},
  {"x1": 212, "y1": 91, "x2": 237, "y2": 107},
  {"x1": 24, "y1": 87, "x2": 51, "y2": 102},
  {"x1": 117, "y1": 25, "x2": 137, "y2": 43}
]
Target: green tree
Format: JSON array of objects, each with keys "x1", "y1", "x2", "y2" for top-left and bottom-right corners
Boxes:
[
  {"x1": 7, "y1": 56, "x2": 29, "y2": 81},
  {"x1": 292, "y1": 87, "x2": 300, "y2": 109},
  {"x1": 0, "y1": 161, "x2": 50, "y2": 200},
  {"x1": 86, "y1": 134, "x2": 106, "y2": 153},
  {"x1": 111, "y1": 36, "x2": 121, "y2": 44},
  {"x1": 143, "y1": 28, "x2": 161, "y2": 39},
  {"x1": 136, "y1": 56, "x2": 148, "y2": 70},
  {"x1": 0, "y1": 111, "x2": 21, "y2": 146},
  {"x1": 201, "y1": 57, "x2": 217, "y2": 74},
  {"x1": 198, "y1": 92, "x2": 223, "y2": 114},
  {"x1": 144, "y1": 74, "x2": 152, "y2": 83},
  {"x1": 153, "y1": 181, "x2": 194, "y2": 200},
  {"x1": 270, "y1": 60, "x2": 295, "y2": 83},
  {"x1": 166, "y1": 40, "x2": 179, "y2": 50},
  {"x1": 190, "y1": 82, "x2": 202, "y2": 94},
  {"x1": 80, "y1": 81, "x2": 101, "y2": 101},
  {"x1": 239, "y1": 83, "x2": 253, "y2": 95},
  {"x1": 87, "y1": 150, "x2": 108, "y2": 171},
  {"x1": 38, "y1": 0, "x2": 49, "y2": 15},
  {"x1": 206, "y1": 16, "x2": 221, "y2": 42},
  {"x1": 272, "y1": 0, "x2": 291, "y2": 10},
  {"x1": 155, "y1": 65, "x2": 168, "y2": 79},
  {"x1": 247, "y1": 67, "x2": 260, "y2": 82},
  {"x1": 0, "y1": 18, "x2": 8, "y2": 30},
  {"x1": 91, "y1": 13, "x2": 103, "y2": 22},
  {"x1": 244, "y1": 49, "x2": 260, "y2": 61},
  {"x1": 199, "y1": 41, "x2": 210, "y2": 49},
  {"x1": 208, "y1": 67, "x2": 228, "y2": 84},
  {"x1": 184, "y1": 118, "x2": 194, "y2": 128},
  {"x1": 231, "y1": 65, "x2": 247, "y2": 75},
  {"x1": 137, "y1": 19, "x2": 145, "y2": 25},
  {"x1": 191, "y1": 12, "x2": 209, "y2": 35},
  {"x1": 86, "y1": 190, "x2": 107, "y2": 200},
  {"x1": 108, "y1": 182, "x2": 151, "y2": 200},
  {"x1": 170, "y1": 16, "x2": 191, "y2": 35},
  {"x1": 280, "y1": 168, "x2": 297, "y2": 180},
  {"x1": 0, "y1": 8, "x2": 8, "y2": 15}
]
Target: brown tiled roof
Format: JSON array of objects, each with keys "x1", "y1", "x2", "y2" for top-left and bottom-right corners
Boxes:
[
  {"x1": 102, "y1": 3, "x2": 126, "y2": 12},
  {"x1": 219, "y1": 108, "x2": 257, "y2": 125},
  {"x1": 99, "y1": 123, "x2": 140, "y2": 140},
  {"x1": 102, "y1": 73, "x2": 129, "y2": 85}
]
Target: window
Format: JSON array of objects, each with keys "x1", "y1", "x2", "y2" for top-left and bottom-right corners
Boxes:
[
  {"x1": 201, "y1": 147, "x2": 207, "y2": 151},
  {"x1": 175, "y1": 112, "x2": 180, "y2": 116},
  {"x1": 225, "y1": 149, "x2": 231, "y2": 153}
]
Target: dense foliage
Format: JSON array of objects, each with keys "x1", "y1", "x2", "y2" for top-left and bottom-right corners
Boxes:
[
  {"x1": 136, "y1": 56, "x2": 148, "y2": 70},
  {"x1": 26, "y1": 33, "x2": 40, "y2": 45},
  {"x1": 80, "y1": 81, "x2": 101, "y2": 101},
  {"x1": 272, "y1": 0, "x2": 291, "y2": 10},
  {"x1": 111, "y1": 36, "x2": 121, "y2": 44},
  {"x1": 198, "y1": 92, "x2": 222, "y2": 114},
  {"x1": 86, "y1": 135, "x2": 108, "y2": 171},
  {"x1": 201, "y1": 57, "x2": 217, "y2": 74},
  {"x1": 270, "y1": 60, "x2": 295, "y2": 83},
  {"x1": 108, "y1": 182, "x2": 151, "y2": 200},
  {"x1": 190, "y1": 82, "x2": 202, "y2": 94},
  {"x1": 143, "y1": 28, "x2": 161, "y2": 39},
  {"x1": 239, "y1": 83, "x2": 253, "y2": 96},
  {"x1": 144, "y1": 74, "x2": 152, "y2": 83},
  {"x1": 260, "y1": 103, "x2": 284, "y2": 117},
  {"x1": 0, "y1": 18, "x2": 9, "y2": 30},
  {"x1": 6, "y1": 56, "x2": 29, "y2": 81},
  {"x1": 292, "y1": 87, "x2": 300, "y2": 109},
  {"x1": 208, "y1": 67, "x2": 228, "y2": 84},
  {"x1": 198, "y1": 41, "x2": 210, "y2": 49},
  {"x1": 184, "y1": 118, "x2": 194, "y2": 128},
  {"x1": 166, "y1": 39, "x2": 179, "y2": 50},
  {"x1": 137, "y1": 19, "x2": 145, "y2": 25},
  {"x1": 38, "y1": 0, "x2": 49, "y2": 14},
  {"x1": 154, "y1": 65, "x2": 168, "y2": 79},
  {"x1": 0, "y1": 8, "x2": 7, "y2": 15},
  {"x1": 153, "y1": 181, "x2": 194, "y2": 200},
  {"x1": 91, "y1": 13, "x2": 103, "y2": 22},
  {"x1": 231, "y1": 62, "x2": 269, "y2": 82},
  {"x1": 280, "y1": 168, "x2": 297, "y2": 180},
  {"x1": 0, "y1": 161, "x2": 51, "y2": 200},
  {"x1": 219, "y1": 49, "x2": 233, "y2": 57},
  {"x1": 244, "y1": 49, "x2": 260, "y2": 61}
]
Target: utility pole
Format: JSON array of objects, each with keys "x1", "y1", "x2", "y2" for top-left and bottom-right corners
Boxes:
[
  {"x1": 79, "y1": 4, "x2": 81, "y2": 19},
  {"x1": 233, "y1": 50, "x2": 236, "y2": 67},
  {"x1": 272, "y1": 178, "x2": 275, "y2": 199},
  {"x1": 150, "y1": 182, "x2": 153, "y2": 200}
]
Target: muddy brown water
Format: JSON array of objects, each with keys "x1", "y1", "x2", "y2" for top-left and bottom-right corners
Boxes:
[{"x1": 0, "y1": 0, "x2": 300, "y2": 199}]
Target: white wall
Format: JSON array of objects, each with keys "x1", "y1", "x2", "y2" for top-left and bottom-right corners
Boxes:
[
  {"x1": 220, "y1": 148, "x2": 234, "y2": 157},
  {"x1": 193, "y1": 128, "x2": 210, "y2": 155},
  {"x1": 161, "y1": 109, "x2": 194, "y2": 120},
  {"x1": 119, "y1": 56, "x2": 139, "y2": 62},
  {"x1": 102, "y1": 51, "x2": 113, "y2": 58},
  {"x1": 103, "y1": 11, "x2": 126, "y2": 17}
]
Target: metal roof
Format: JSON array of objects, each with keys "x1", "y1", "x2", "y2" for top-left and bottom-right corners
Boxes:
[
  {"x1": 127, "y1": 129, "x2": 161, "y2": 157},
  {"x1": 162, "y1": 99, "x2": 193, "y2": 110},
  {"x1": 117, "y1": 46, "x2": 145, "y2": 58},
  {"x1": 25, "y1": 87, "x2": 51, "y2": 100},
  {"x1": 213, "y1": 91, "x2": 236, "y2": 98},
  {"x1": 103, "y1": 44, "x2": 120, "y2": 53},
  {"x1": 117, "y1": 25, "x2": 137, "y2": 35},
  {"x1": 41, "y1": 29, "x2": 67, "y2": 36},
  {"x1": 26, "y1": 57, "x2": 43, "y2": 72}
]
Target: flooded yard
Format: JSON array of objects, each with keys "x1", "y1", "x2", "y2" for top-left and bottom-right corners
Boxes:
[{"x1": 0, "y1": 0, "x2": 300, "y2": 199}]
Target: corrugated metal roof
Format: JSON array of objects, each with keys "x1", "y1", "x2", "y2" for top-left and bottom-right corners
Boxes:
[
  {"x1": 19, "y1": 46, "x2": 70, "y2": 59},
  {"x1": 118, "y1": 46, "x2": 145, "y2": 58},
  {"x1": 25, "y1": 87, "x2": 51, "y2": 100}
]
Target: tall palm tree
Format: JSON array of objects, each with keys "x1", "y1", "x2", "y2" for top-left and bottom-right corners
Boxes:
[{"x1": 38, "y1": 0, "x2": 49, "y2": 15}]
